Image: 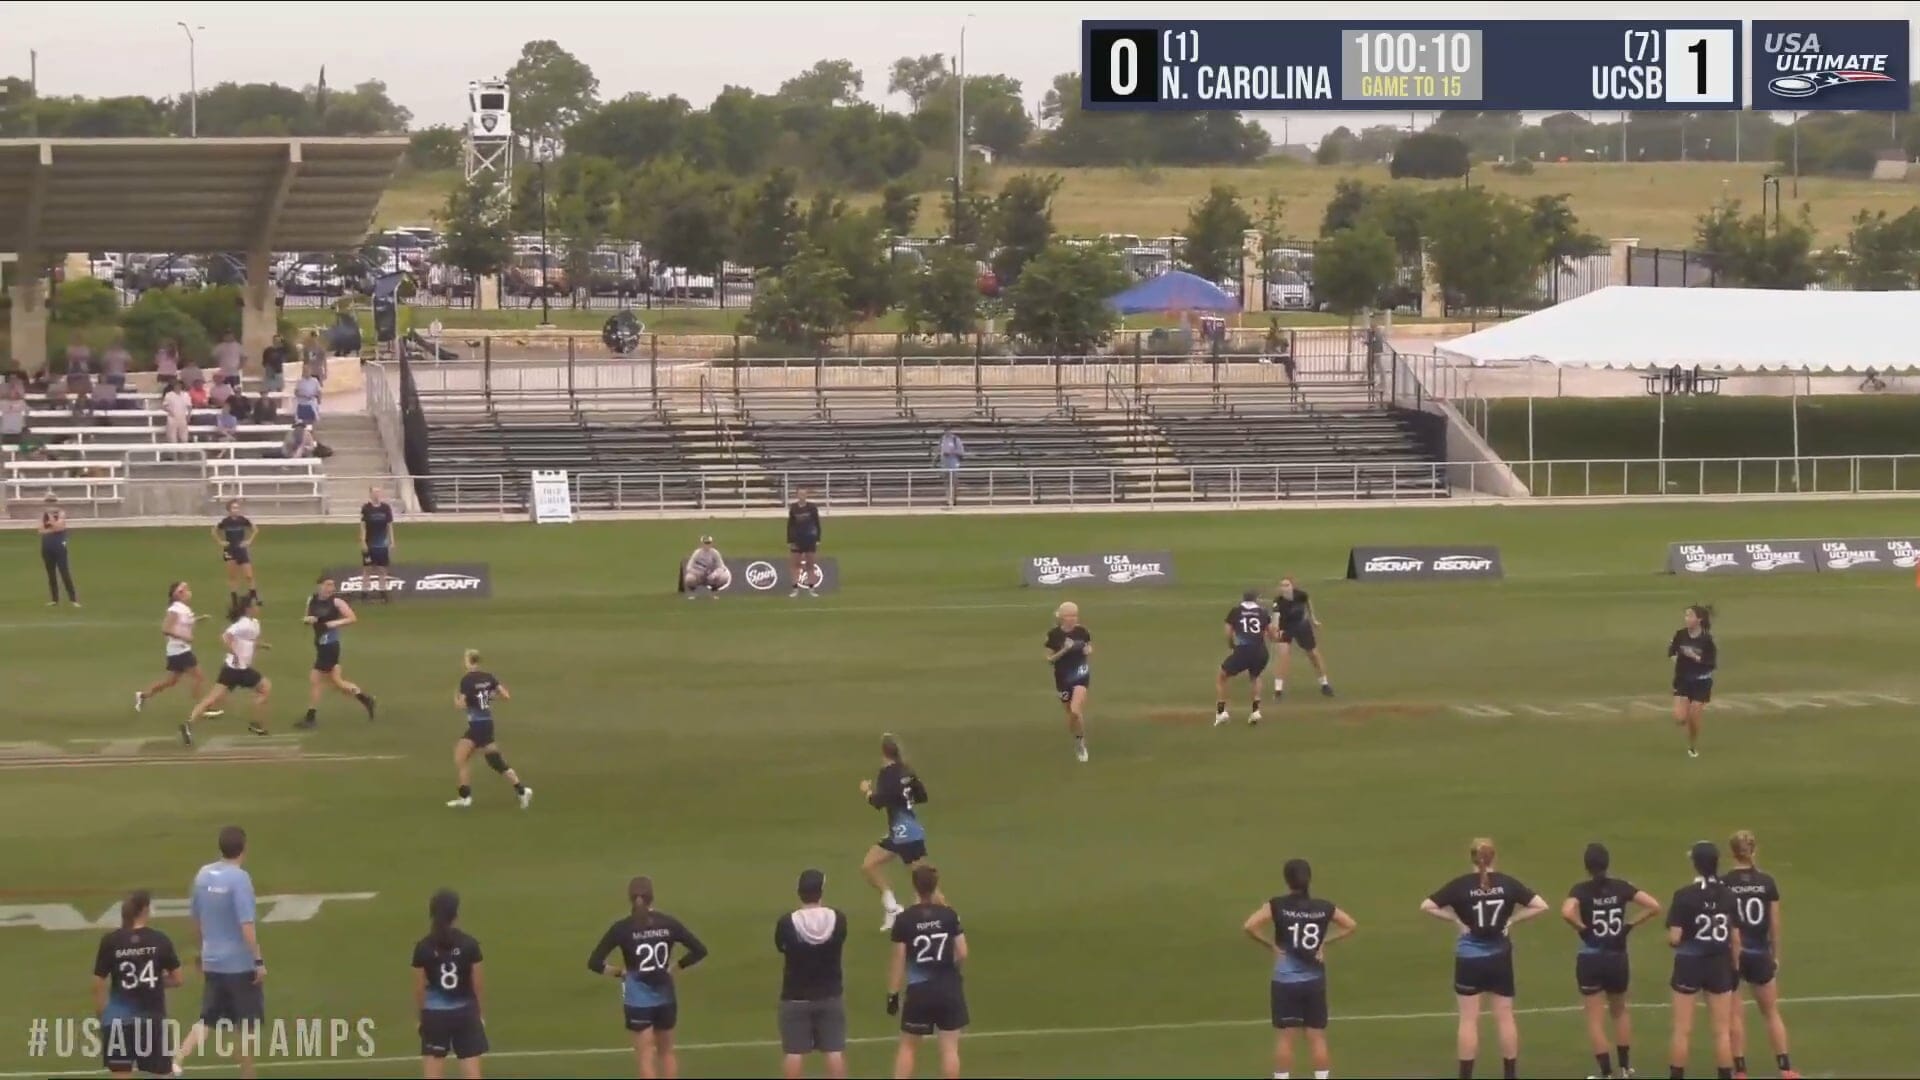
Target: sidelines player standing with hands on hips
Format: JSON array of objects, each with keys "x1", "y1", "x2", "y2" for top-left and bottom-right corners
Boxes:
[{"x1": 787, "y1": 490, "x2": 822, "y2": 597}]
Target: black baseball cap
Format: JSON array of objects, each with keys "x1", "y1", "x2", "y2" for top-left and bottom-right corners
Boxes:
[{"x1": 797, "y1": 869, "x2": 825, "y2": 895}]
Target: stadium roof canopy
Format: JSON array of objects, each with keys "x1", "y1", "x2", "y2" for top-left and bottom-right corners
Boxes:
[
  {"x1": 1440, "y1": 286, "x2": 1920, "y2": 373},
  {"x1": 0, "y1": 137, "x2": 408, "y2": 255}
]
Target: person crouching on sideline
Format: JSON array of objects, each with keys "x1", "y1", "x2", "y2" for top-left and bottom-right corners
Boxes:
[{"x1": 682, "y1": 536, "x2": 732, "y2": 598}]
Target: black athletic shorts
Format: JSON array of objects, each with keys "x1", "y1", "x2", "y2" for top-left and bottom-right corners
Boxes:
[
  {"x1": 462, "y1": 720, "x2": 496, "y2": 748},
  {"x1": 362, "y1": 546, "x2": 392, "y2": 568},
  {"x1": 624, "y1": 1002, "x2": 678, "y2": 1032},
  {"x1": 100, "y1": 1014, "x2": 171, "y2": 1076},
  {"x1": 1269, "y1": 979, "x2": 1329, "y2": 1030},
  {"x1": 880, "y1": 836, "x2": 927, "y2": 864},
  {"x1": 166, "y1": 651, "x2": 198, "y2": 675},
  {"x1": 900, "y1": 980, "x2": 968, "y2": 1035},
  {"x1": 1670, "y1": 952, "x2": 1736, "y2": 995},
  {"x1": 1221, "y1": 645, "x2": 1270, "y2": 678},
  {"x1": 217, "y1": 665, "x2": 262, "y2": 691},
  {"x1": 1453, "y1": 952, "x2": 1516, "y2": 998},
  {"x1": 1576, "y1": 951, "x2": 1631, "y2": 996},
  {"x1": 1279, "y1": 624, "x2": 1318, "y2": 651},
  {"x1": 200, "y1": 971, "x2": 265, "y2": 1026},
  {"x1": 313, "y1": 641, "x2": 341, "y2": 672},
  {"x1": 1054, "y1": 673, "x2": 1090, "y2": 701},
  {"x1": 1736, "y1": 949, "x2": 1778, "y2": 988},
  {"x1": 789, "y1": 540, "x2": 818, "y2": 555},
  {"x1": 1673, "y1": 677, "x2": 1713, "y2": 704},
  {"x1": 419, "y1": 1006, "x2": 488, "y2": 1060},
  {"x1": 223, "y1": 545, "x2": 251, "y2": 566}
]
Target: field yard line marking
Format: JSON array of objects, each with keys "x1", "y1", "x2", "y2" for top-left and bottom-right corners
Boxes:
[
  {"x1": 4, "y1": 990, "x2": 1911, "y2": 1076},
  {"x1": 0, "y1": 754, "x2": 400, "y2": 772}
]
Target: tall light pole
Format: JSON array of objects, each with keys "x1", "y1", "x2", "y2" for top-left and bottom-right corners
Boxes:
[
  {"x1": 176, "y1": 22, "x2": 203, "y2": 137},
  {"x1": 954, "y1": 13, "x2": 974, "y2": 232},
  {"x1": 533, "y1": 137, "x2": 556, "y2": 327}
]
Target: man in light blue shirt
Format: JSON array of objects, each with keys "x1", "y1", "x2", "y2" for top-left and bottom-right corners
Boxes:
[{"x1": 174, "y1": 825, "x2": 264, "y2": 1075}]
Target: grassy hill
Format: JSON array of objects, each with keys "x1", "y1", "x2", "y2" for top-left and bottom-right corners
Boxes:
[{"x1": 379, "y1": 162, "x2": 1919, "y2": 249}]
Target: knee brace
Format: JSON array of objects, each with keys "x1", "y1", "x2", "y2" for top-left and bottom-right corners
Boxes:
[{"x1": 484, "y1": 750, "x2": 509, "y2": 773}]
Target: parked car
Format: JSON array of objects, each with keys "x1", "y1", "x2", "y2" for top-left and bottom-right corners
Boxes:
[
  {"x1": 136, "y1": 255, "x2": 206, "y2": 291},
  {"x1": 1266, "y1": 269, "x2": 1313, "y2": 310},
  {"x1": 649, "y1": 266, "x2": 715, "y2": 299},
  {"x1": 580, "y1": 252, "x2": 640, "y2": 297},
  {"x1": 507, "y1": 252, "x2": 568, "y2": 297}
]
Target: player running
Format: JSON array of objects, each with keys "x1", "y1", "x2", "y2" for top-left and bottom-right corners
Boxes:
[
  {"x1": 184, "y1": 595, "x2": 272, "y2": 743},
  {"x1": 212, "y1": 499, "x2": 259, "y2": 606},
  {"x1": 413, "y1": 889, "x2": 488, "y2": 1079},
  {"x1": 1242, "y1": 858, "x2": 1356, "y2": 1080},
  {"x1": 888, "y1": 864, "x2": 968, "y2": 1080},
  {"x1": 1670, "y1": 605, "x2": 1717, "y2": 758},
  {"x1": 1272, "y1": 577, "x2": 1334, "y2": 700},
  {"x1": 1725, "y1": 831, "x2": 1796, "y2": 1080},
  {"x1": 1043, "y1": 601, "x2": 1093, "y2": 763},
  {"x1": 295, "y1": 576, "x2": 376, "y2": 730},
  {"x1": 1665, "y1": 841, "x2": 1742, "y2": 1080},
  {"x1": 358, "y1": 486, "x2": 398, "y2": 602},
  {"x1": 446, "y1": 649, "x2": 532, "y2": 810},
  {"x1": 135, "y1": 581, "x2": 211, "y2": 714},
  {"x1": 1215, "y1": 590, "x2": 1274, "y2": 727},
  {"x1": 1420, "y1": 838, "x2": 1550, "y2": 1080},
  {"x1": 1561, "y1": 842, "x2": 1662, "y2": 1080},
  {"x1": 587, "y1": 876, "x2": 710, "y2": 1080},
  {"x1": 92, "y1": 890, "x2": 184, "y2": 1078},
  {"x1": 860, "y1": 734, "x2": 929, "y2": 931}
]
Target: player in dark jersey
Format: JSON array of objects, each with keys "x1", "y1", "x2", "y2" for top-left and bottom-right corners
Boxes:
[
  {"x1": 1272, "y1": 577, "x2": 1334, "y2": 700},
  {"x1": 1421, "y1": 838, "x2": 1550, "y2": 1080},
  {"x1": 1215, "y1": 590, "x2": 1275, "y2": 727},
  {"x1": 295, "y1": 576, "x2": 376, "y2": 730},
  {"x1": 358, "y1": 486, "x2": 398, "y2": 602},
  {"x1": 861, "y1": 734, "x2": 930, "y2": 931},
  {"x1": 1669, "y1": 605, "x2": 1717, "y2": 759},
  {"x1": 1043, "y1": 601, "x2": 1093, "y2": 763},
  {"x1": 40, "y1": 495, "x2": 80, "y2": 606},
  {"x1": 412, "y1": 889, "x2": 488, "y2": 1078},
  {"x1": 1725, "y1": 831, "x2": 1796, "y2": 1080},
  {"x1": 1561, "y1": 842, "x2": 1662, "y2": 1080},
  {"x1": 446, "y1": 649, "x2": 532, "y2": 810},
  {"x1": 888, "y1": 864, "x2": 968, "y2": 1080},
  {"x1": 1666, "y1": 841, "x2": 1742, "y2": 1080},
  {"x1": 587, "y1": 876, "x2": 709, "y2": 1080},
  {"x1": 1243, "y1": 858, "x2": 1356, "y2": 1079},
  {"x1": 92, "y1": 890, "x2": 184, "y2": 1078},
  {"x1": 786, "y1": 490, "x2": 823, "y2": 597},
  {"x1": 211, "y1": 499, "x2": 259, "y2": 606}
]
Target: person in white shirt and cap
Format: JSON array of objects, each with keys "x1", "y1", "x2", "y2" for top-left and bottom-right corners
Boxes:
[{"x1": 682, "y1": 536, "x2": 732, "y2": 598}]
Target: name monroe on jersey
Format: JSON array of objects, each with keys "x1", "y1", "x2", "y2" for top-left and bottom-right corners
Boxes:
[{"x1": 1164, "y1": 64, "x2": 1333, "y2": 103}]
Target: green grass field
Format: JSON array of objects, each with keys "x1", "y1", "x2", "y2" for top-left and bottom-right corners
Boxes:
[
  {"x1": 4, "y1": 502, "x2": 1919, "y2": 1078},
  {"x1": 381, "y1": 162, "x2": 1919, "y2": 249},
  {"x1": 1487, "y1": 397, "x2": 1920, "y2": 496}
]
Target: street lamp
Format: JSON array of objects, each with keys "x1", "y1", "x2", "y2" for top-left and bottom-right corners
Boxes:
[
  {"x1": 532, "y1": 137, "x2": 557, "y2": 327},
  {"x1": 1760, "y1": 174, "x2": 1782, "y2": 239},
  {"x1": 176, "y1": 22, "x2": 203, "y2": 137}
]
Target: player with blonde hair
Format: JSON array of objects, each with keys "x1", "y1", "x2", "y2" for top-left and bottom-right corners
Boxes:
[{"x1": 1043, "y1": 601, "x2": 1093, "y2": 763}]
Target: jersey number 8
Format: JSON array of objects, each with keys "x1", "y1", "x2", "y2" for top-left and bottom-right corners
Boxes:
[{"x1": 437, "y1": 962, "x2": 460, "y2": 991}]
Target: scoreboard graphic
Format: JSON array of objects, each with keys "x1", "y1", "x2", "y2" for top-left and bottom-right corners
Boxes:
[{"x1": 1083, "y1": 19, "x2": 1910, "y2": 112}]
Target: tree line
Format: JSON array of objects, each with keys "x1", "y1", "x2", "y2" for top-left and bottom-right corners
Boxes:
[{"x1": 0, "y1": 71, "x2": 409, "y2": 138}]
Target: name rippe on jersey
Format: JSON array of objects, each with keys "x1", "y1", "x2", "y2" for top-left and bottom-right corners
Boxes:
[{"x1": 0, "y1": 893, "x2": 376, "y2": 932}]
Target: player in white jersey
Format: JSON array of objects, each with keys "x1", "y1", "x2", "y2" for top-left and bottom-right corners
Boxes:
[
  {"x1": 135, "y1": 582, "x2": 215, "y2": 715},
  {"x1": 183, "y1": 595, "x2": 272, "y2": 744}
]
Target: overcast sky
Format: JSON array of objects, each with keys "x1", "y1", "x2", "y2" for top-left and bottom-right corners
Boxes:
[{"x1": 7, "y1": 1, "x2": 1915, "y2": 144}]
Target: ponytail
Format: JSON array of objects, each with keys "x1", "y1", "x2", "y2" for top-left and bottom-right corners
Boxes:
[
  {"x1": 1583, "y1": 841, "x2": 1610, "y2": 884},
  {"x1": 1729, "y1": 829, "x2": 1757, "y2": 865},
  {"x1": 881, "y1": 733, "x2": 909, "y2": 773},
  {"x1": 121, "y1": 890, "x2": 152, "y2": 930},
  {"x1": 1282, "y1": 858, "x2": 1311, "y2": 897},
  {"x1": 628, "y1": 876, "x2": 655, "y2": 927},
  {"x1": 1688, "y1": 604, "x2": 1714, "y2": 631},
  {"x1": 429, "y1": 889, "x2": 459, "y2": 949},
  {"x1": 1470, "y1": 838, "x2": 1496, "y2": 889}
]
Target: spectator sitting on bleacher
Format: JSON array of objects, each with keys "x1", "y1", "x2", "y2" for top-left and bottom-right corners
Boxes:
[
  {"x1": 213, "y1": 332, "x2": 244, "y2": 387},
  {"x1": 101, "y1": 336, "x2": 131, "y2": 389},
  {"x1": 210, "y1": 379, "x2": 233, "y2": 411},
  {"x1": 283, "y1": 422, "x2": 317, "y2": 459},
  {"x1": 188, "y1": 381, "x2": 209, "y2": 408},
  {"x1": 262, "y1": 335, "x2": 289, "y2": 394},
  {"x1": 251, "y1": 392, "x2": 279, "y2": 425},
  {"x1": 64, "y1": 354, "x2": 90, "y2": 398},
  {"x1": 1, "y1": 395, "x2": 27, "y2": 443},
  {"x1": 227, "y1": 386, "x2": 251, "y2": 421},
  {"x1": 179, "y1": 359, "x2": 205, "y2": 393},
  {"x1": 214, "y1": 408, "x2": 240, "y2": 441},
  {"x1": 27, "y1": 368, "x2": 50, "y2": 397},
  {"x1": 86, "y1": 378, "x2": 118, "y2": 422},
  {"x1": 294, "y1": 371, "x2": 322, "y2": 427},
  {"x1": 44, "y1": 374, "x2": 70, "y2": 412},
  {"x1": 161, "y1": 381, "x2": 192, "y2": 445},
  {"x1": 154, "y1": 339, "x2": 180, "y2": 382},
  {"x1": 1265, "y1": 320, "x2": 1298, "y2": 385}
]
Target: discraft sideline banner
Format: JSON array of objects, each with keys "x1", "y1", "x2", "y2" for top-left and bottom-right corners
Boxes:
[
  {"x1": 1345, "y1": 546, "x2": 1504, "y2": 581},
  {"x1": 324, "y1": 563, "x2": 493, "y2": 598}
]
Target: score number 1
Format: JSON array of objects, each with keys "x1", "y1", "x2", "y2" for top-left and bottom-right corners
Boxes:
[{"x1": 1660, "y1": 28, "x2": 1734, "y2": 103}]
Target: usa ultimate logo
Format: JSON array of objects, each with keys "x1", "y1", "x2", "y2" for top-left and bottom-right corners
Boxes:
[{"x1": 1752, "y1": 21, "x2": 1909, "y2": 109}]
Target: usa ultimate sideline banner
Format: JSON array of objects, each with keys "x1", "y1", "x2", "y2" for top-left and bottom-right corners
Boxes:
[
  {"x1": 1666, "y1": 538, "x2": 1920, "y2": 575},
  {"x1": 1021, "y1": 552, "x2": 1175, "y2": 587}
]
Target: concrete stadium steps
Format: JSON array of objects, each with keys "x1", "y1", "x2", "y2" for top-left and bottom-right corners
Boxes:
[{"x1": 318, "y1": 413, "x2": 392, "y2": 515}]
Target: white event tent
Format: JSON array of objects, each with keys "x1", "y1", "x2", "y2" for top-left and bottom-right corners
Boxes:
[{"x1": 1439, "y1": 286, "x2": 1920, "y2": 476}]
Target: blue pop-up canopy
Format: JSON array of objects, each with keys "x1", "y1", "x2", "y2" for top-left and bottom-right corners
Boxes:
[{"x1": 1108, "y1": 270, "x2": 1238, "y2": 315}]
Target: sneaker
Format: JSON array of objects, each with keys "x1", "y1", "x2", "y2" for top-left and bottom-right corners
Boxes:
[
  {"x1": 806, "y1": 588, "x2": 820, "y2": 599},
  {"x1": 1248, "y1": 709, "x2": 1263, "y2": 726},
  {"x1": 1273, "y1": 678, "x2": 1283, "y2": 694},
  {"x1": 446, "y1": 796, "x2": 472, "y2": 808},
  {"x1": 134, "y1": 691, "x2": 145, "y2": 713},
  {"x1": 789, "y1": 588, "x2": 801, "y2": 598},
  {"x1": 1688, "y1": 747, "x2": 1700, "y2": 759},
  {"x1": 46, "y1": 600, "x2": 57, "y2": 608},
  {"x1": 1320, "y1": 683, "x2": 1335, "y2": 697},
  {"x1": 203, "y1": 709, "x2": 224, "y2": 718},
  {"x1": 360, "y1": 694, "x2": 377, "y2": 720},
  {"x1": 1075, "y1": 742, "x2": 1089, "y2": 763},
  {"x1": 293, "y1": 716, "x2": 317, "y2": 731},
  {"x1": 178, "y1": 722, "x2": 193, "y2": 747},
  {"x1": 1212, "y1": 710, "x2": 1230, "y2": 727},
  {"x1": 683, "y1": 592, "x2": 696, "y2": 601},
  {"x1": 881, "y1": 906, "x2": 904, "y2": 931},
  {"x1": 246, "y1": 722, "x2": 269, "y2": 736},
  {"x1": 518, "y1": 787, "x2": 533, "y2": 809}
]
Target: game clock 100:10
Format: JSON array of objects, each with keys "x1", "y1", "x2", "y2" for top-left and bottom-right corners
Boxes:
[{"x1": 1352, "y1": 31, "x2": 1476, "y2": 76}]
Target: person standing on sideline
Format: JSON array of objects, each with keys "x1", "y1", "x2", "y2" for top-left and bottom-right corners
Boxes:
[
  {"x1": 173, "y1": 826, "x2": 264, "y2": 1078},
  {"x1": 775, "y1": 869, "x2": 849, "y2": 1080},
  {"x1": 39, "y1": 496, "x2": 79, "y2": 606},
  {"x1": 936, "y1": 429, "x2": 966, "y2": 506},
  {"x1": 888, "y1": 864, "x2": 968, "y2": 1080},
  {"x1": 359, "y1": 487, "x2": 398, "y2": 602},
  {"x1": 786, "y1": 490, "x2": 823, "y2": 597}
]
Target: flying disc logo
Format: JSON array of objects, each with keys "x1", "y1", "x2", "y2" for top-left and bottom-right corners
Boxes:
[
  {"x1": 1754, "y1": 22, "x2": 1908, "y2": 108},
  {"x1": 1665, "y1": 541, "x2": 1817, "y2": 575},
  {"x1": 1813, "y1": 538, "x2": 1920, "y2": 573},
  {"x1": 1022, "y1": 552, "x2": 1175, "y2": 587},
  {"x1": 1744, "y1": 543, "x2": 1807, "y2": 571},
  {"x1": 1032, "y1": 558, "x2": 1096, "y2": 586},
  {"x1": 1102, "y1": 554, "x2": 1166, "y2": 584},
  {"x1": 1818, "y1": 542, "x2": 1880, "y2": 570}
]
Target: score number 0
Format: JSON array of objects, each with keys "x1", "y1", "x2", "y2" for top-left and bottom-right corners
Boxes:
[
  {"x1": 1110, "y1": 37, "x2": 1141, "y2": 97},
  {"x1": 1087, "y1": 29, "x2": 1162, "y2": 103}
]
